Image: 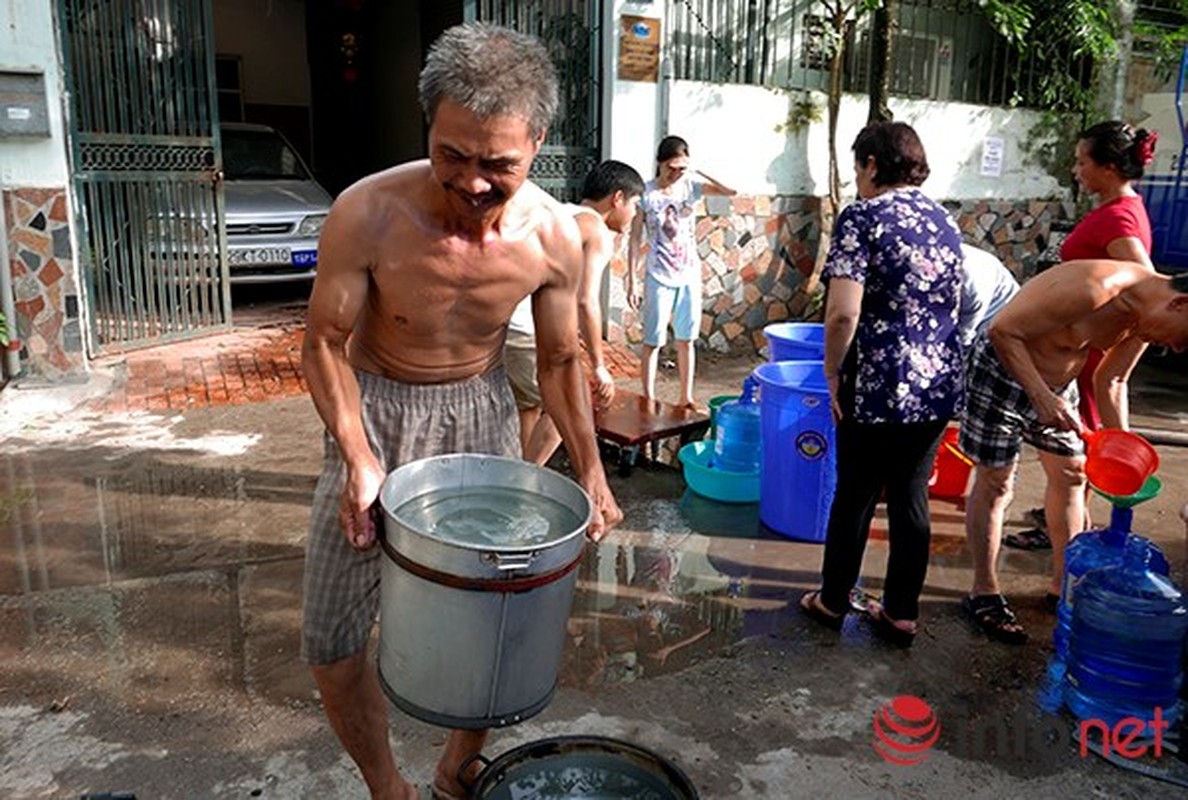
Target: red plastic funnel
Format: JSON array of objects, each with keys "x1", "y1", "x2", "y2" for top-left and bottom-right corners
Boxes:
[{"x1": 1081, "y1": 428, "x2": 1159, "y2": 497}]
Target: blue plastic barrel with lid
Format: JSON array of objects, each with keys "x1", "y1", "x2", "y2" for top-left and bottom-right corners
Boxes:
[
  {"x1": 1064, "y1": 546, "x2": 1188, "y2": 731},
  {"x1": 753, "y1": 360, "x2": 836, "y2": 543},
  {"x1": 713, "y1": 377, "x2": 761, "y2": 473}
]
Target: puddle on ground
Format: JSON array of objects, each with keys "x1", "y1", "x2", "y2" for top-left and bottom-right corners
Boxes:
[
  {"x1": 1, "y1": 444, "x2": 994, "y2": 716},
  {"x1": 0, "y1": 447, "x2": 316, "y2": 710},
  {"x1": 1, "y1": 451, "x2": 313, "y2": 595}
]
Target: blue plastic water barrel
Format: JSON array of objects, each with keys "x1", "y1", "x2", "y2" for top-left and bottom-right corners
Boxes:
[
  {"x1": 763, "y1": 322, "x2": 825, "y2": 363},
  {"x1": 714, "y1": 377, "x2": 761, "y2": 473},
  {"x1": 1064, "y1": 547, "x2": 1188, "y2": 731},
  {"x1": 753, "y1": 360, "x2": 836, "y2": 543}
]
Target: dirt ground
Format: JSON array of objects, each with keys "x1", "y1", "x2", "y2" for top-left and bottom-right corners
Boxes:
[{"x1": 2, "y1": 294, "x2": 1187, "y2": 798}]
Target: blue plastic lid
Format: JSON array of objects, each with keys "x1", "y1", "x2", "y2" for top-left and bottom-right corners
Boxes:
[
  {"x1": 752, "y1": 360, "x2": 828, "y2": 393},
  {"x1": 763, "y1": 322, "x2": 825, "y2": 345}
]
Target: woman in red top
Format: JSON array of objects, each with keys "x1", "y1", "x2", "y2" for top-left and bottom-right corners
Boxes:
[
  {"x1": 1060, "y1": 121, "x2": 1158, "y2": 432},
  {"x1": 1011, "y1": 122, "x2": 1158, "y2": 575}
]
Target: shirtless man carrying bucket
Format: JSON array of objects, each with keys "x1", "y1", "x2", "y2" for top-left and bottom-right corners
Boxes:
[
  {"x1": 960, "y1": 259, "x2": 1188, "y2": 644},
  {"x1": 300, "y1": 23, "x2": 623, "y2": 800}
]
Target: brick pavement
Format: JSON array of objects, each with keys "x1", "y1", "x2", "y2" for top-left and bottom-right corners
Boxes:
[{"x1": 89, "y1": 317, "x2": 640, "y2": 413}]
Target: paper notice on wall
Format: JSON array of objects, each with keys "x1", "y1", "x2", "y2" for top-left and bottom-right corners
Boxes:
[{"x1": 980, "y1": 137, "x2": 1004, "y2": 177}]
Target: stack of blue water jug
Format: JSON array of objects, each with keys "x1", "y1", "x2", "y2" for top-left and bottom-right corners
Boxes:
[{"x1": 1047, "y1": 483, "x2": 1188, "y2": 737}]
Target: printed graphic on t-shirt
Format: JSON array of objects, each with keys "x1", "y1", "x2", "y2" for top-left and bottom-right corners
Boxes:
[{"x1": 641, "y1": 178, "x2": 702, "y2": 287}]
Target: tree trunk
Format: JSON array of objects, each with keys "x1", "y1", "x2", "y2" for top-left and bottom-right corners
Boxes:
[
  {"x1": 867, "y1": 0, "x2": 896, "y2": 123},
  {"x1": 827, "y1": 7, "x2": 848, "y2": 207},
  {"x1": 1102, "y1": 0, "x2": 1136, "y2": 118}
]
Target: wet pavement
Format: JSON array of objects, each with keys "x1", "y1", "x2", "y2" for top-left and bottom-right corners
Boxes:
[{"x1": 2, "y1": 315, "x2": 1188, "y2": 798}]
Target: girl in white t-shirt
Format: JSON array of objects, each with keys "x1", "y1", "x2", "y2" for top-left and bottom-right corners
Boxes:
[{"x1": 627, "y1": 135, "x2": 736, "y2": 408}]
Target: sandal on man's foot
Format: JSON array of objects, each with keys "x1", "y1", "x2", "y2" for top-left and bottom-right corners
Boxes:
[
  {"x1": 429, "y1": 783, "x2": 465, "y2": 800},
  {"x1": 962, "y1": 594, "x2": 1028, "y2": 644},
  {"x1": 1003, "y1": 528, "x2": 1052, "y2": 551},
  {"x1": 800, "y1": 589, "x2": 845, "y2": 631}
]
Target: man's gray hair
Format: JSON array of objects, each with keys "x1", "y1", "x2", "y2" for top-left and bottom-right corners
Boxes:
[{"x1": 419, "y1": 22, "x2": 559, "y2": 137}]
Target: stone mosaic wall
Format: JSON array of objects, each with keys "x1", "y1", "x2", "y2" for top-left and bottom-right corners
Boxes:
[
  {"x1": 946, "y1": 198, "x2": 1075, "y2": 279},
  {"x1": 3, "y1": 187, "x2": 84, "y2": 377},
  {"x1": 607, "y1": 194, "x2": 1074, "y2": 355}
]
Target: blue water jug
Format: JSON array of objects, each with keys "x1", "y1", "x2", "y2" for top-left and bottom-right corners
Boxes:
[
  {"x1": 713, "y1": 377, "x2": 761, "y2": 473},
  {"x1": 1064, "y1": 545, "x2": 1188, "y2": 731},
  {"x1": 1052, "y1": 505, "x2": 1170, "y2": 664}
]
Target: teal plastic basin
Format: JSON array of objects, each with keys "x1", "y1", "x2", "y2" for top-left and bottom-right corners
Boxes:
[{"x1": 679, "y1": 441, "x2": 760, "y2": 504}]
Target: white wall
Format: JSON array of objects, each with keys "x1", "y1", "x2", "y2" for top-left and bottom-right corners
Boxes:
[
  {"x1": 1140, "y1": 93, "x2": 1185, "y2": 178},
  {"x1": 0, "y1": 0, "x2": 70, "y2": 187},
  {"x1": 604, "y1": 1, "x2": 665, "y2": 178},
  {"x1": 664, "y1": 81, "x2": 1067, "y2": 200},
  {"x1": 602, "y1": 3, "x2": 1066, "y2": 202},
  {"x1": 213, "y1": 0, "x2": 310, "y2": 106}
]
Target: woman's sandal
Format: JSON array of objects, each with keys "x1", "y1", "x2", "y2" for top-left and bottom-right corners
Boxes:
[
  {"x1": 869, "y1": 605, "x2": 917, "y2": 648},
  {"x1": 799, "y1": 589, "x2": 845, "y2": 631},
  {"x1": 962, "y1": 594, "x2": 1028, "y2": 645}
]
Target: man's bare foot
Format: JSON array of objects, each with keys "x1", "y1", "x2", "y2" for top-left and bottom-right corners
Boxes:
[{"x1": 679, "y1": 400, "x2": 708, "y2": 414}]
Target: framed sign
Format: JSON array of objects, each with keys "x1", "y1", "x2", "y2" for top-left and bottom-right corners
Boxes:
[{"x1": 619, "y1": 15, "x2": 660, "y2": 83}]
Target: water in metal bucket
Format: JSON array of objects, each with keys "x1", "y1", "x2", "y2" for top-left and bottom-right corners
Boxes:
[
  {"x1": 467, "y1": 735, "x2": 699, "y2": 799},
  {"x1": 391, "y1": 486, "x2": 583, "y2": 548}
]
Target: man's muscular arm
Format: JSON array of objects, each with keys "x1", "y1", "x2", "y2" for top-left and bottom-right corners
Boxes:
[
  {"x1": 533, "y1": 214, "x2": 623, "y2": 540},
  {"x1": 302, "y1": 183, "x2": 385, "y2": 548}
]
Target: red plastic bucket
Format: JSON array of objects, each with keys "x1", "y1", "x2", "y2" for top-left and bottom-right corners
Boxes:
[
  {"x1": 1082, "y1": 429, "x2": 1159, "y2": 497},
  {"x1": 929, "y1": 427, "x2": 973, "y2": 499}
]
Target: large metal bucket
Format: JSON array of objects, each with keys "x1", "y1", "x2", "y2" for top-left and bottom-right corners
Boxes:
[{"x1": 378, "y1": 454, "x2": 591, "y2": 729}]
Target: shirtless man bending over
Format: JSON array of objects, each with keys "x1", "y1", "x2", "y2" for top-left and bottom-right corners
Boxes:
[
  {"x1": 959, "y1": 260, "x2": 1188, "y2": 645},
  {"x1": 300, "y1": 23, "x2": 623, "y2": 800}
]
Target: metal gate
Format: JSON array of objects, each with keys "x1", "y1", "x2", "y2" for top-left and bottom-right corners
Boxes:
[
  {"x1": 57, "y1": 0, "x2": 229, "y2": 354},
  {"x1": 1138, "y1": 46, "x2": 1188, "y2": 274},
  {"x1": 464, "y1": 0, "x2": 602, "y2": 201}
]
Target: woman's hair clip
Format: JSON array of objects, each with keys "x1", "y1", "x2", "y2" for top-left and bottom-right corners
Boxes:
[{"x1": 1135, "y1": 130, "x2": 1159, "y2": 166}]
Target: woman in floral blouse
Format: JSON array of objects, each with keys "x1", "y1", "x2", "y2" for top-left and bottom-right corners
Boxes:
[{"x1": 800, "y1": 121, "x2": 964, "y2": 647}]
